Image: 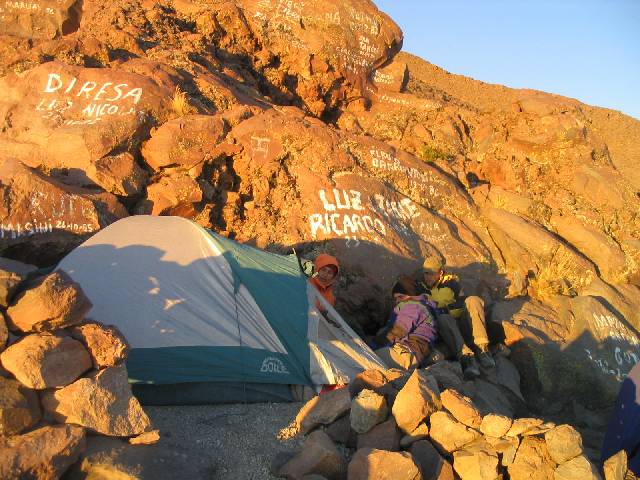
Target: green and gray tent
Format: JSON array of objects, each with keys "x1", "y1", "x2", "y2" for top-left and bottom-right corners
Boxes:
[{"x1": 58, "y1": 215, "x2": 385, "y2": 404}]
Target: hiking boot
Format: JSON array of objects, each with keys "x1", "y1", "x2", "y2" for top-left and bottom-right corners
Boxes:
[
  {"x1": 461, "y1": 355, "x2": 481, "y2": 379},
  {"x1": 492, "y1": 342, "x2": 511, "y2": 358},
  {"x1": 476, "y1": 347, "x2": 496, "y2": 369},
  {"x1": 424, "y1": 349, "x2": 445, "y2": 366}
]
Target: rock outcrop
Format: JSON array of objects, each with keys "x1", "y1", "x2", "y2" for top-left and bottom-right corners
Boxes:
[
  {"x1": 42, "y1": 364, "x2": 151, "y2": 436},
  {"x1": 1, "y1": 333, "x2": 92, "y2": 389},
  {"x1": 0, "y1": 425, "x2": 86, "y2": 480},
  {"x1": 0, "y1": 260, "x2": 155, "y2": 478},
  {"x1": 6, "y1": 270, "x2": 91, "y2": 333},
  {"x1": 274, "y1": 365, "x2": 621, "y2": 480}
]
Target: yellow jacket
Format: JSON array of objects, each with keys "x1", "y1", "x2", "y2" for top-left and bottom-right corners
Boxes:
[{"x1": 418, "y1": 273, "x2": 465, "y2": 318}]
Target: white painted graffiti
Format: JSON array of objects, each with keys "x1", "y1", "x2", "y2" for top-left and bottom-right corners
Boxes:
[
  {"x1": 584, "y1": 348, "x2": 626, "y2": 382},
  {"x1": 347, "y1": 6, "x2": 380, "y2": 35},
  {"x1": 371, "y1": 194, "x2": 418, "y2": 222},
  {"x1": 334, "y1": 45, "x2": 372, "y2": 74},
  {"x1": 357, "y1": 35, "x2": 379, "y2": 59},
  {"x1": 253, "y1": 0, "x2": 306, "y2": 35},
  {"x1": 3, "y1": 1, "x2": 49, "y2": 13},
  {"x1": 378, "y1": 92, "x2": 439, "y2": 110},
  {"x1": 34, "y1": 72, "x2": 145, "y2": 123},
  {"x1": 369, "y1": 149, "x2": 443, "y2": 195},
  {"x1": 318, "y1": 188, "x2": 364, "y2": 212},
  {"x1": 29, "y1": 190, "x2": 95, "y2": 219},
  {"x1": 583, "y1": 312, "x2": 640, "y2": 382},
  {"x1": 44, "y1": 73, "x2": 143, "y2": 104},
  {"x1": 0, "y1": 219, "x2": 94, "y2": 240},
  {"x1": 250, "y1": 136, "x2": 271, "y2": 159},
  {"x1": 324, "y1": 10, "x2": 340, "y2": 25},
  {"x1": 308, "y1": 188, "x2": 421, "y2": 248},
  {"x1": 0, "y1": 190, "x2": 101, "y2": 238},
  {"x1": 615, "y1": 347, "x2": 639, "y2": 367},
  {"x1": 372, "y1": 70, "x2": 394, "y2": 85},
  {"x1": 273, "y1": 0, "x2": 304, "y2": 25},
  {"x1": 591, "y1": 312, "x2": 640, "y2": 346},
  {"x1": 309, "y1": 188, "x2": 385, "y2": 246}
]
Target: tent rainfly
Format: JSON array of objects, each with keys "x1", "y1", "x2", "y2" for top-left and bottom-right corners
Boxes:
[{"x1": 58, "y1": 215, "x2": 385, "y2": 404}]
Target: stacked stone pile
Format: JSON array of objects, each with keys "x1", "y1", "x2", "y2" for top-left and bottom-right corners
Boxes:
[
  {"x1": 272, "y1": 364, "x2": 633, "y2": 480},
  {"x1": 0, "y1": 258, "x2": 157, "y2": 479}
]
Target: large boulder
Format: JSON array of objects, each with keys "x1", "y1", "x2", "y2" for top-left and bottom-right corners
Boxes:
[
  {"x1": 428, "y1": 411, "x2": 481, "y2": 454},
  {"x1": 88, "y1": 153, "x2": 149, "y2": 197},
  {"x1": 0, "y1": 62, "x2": 172, "y2": 188},
  {"x1": 410, "y1": 440, "x2": 455, "y2": 480},
  {"x1": 234, "y1": 0, "x2": 403, "y2": 114},
  {"x1": 453, "y1": 440, "x2": 499, "y2": 480},
  {"x1": 357, "y1": 418, "x2": 401, "y2": 451},
  {"x1": 392, "y1": 369, "x2": 441, "y2": 434},
  {"x1": 141, "y1": 170, "x2": 203, "y2": 216},
  {"x1": 41, "y1": 364, "x2": 151, "y2": 436},
  {"x1": 0, "y1": 158, "x2": 128, "y2": 264},
  {"x1": 0, "y1": 424, "x2": 86, "y2": 480},
  {"x1": 69, "y1": 321, "x2": 129, "y2": 368},
  {"x1": 296, "y1": 387, "x2": 351, "y2": 435},
  {"x1": 493, "y1": 296, "x2": 640, "y2": 409},
  {"x1": 141, "y1": 114, "x2": 227, "y2": 170},
  {"x1": 544, "y1": 424, "x2": 583, "y2": 464},
  {"x1": 0, "y1": 257, "x2": 36, "y2": 307},
  {"x1": 554, "y1": 455, "x2": 601, "y2": 480},
  {"x1": 350, "y1": 389, "x2": 388, "y2": 434},
  {"x1": 480, "y1": 414, "x2": 513, "y2": 438},
  {"x1": 440, "y1": 388, "x2": 482, "y2": 429},
  {"x1": 507, "y1": 436, "x2": 556, "y2": 480},
  {"x1": 550, "y1": 213, "x2": 628, "y2": 284},
  {"x1": 483, "y1": 207, "x2": 597, "y2": 295},
  {"x1": 226, "y1": 108, "x2": 489, "y2": 328},
  {"x1": 277, "y1": 430, "x2": 346, "y2": 480},
  {"x1": 0, "y1": 0, "x2": 82, "y2": 39},
  {"x1": 0, "y1": 376, "x2": 41, "y2": 436},
  {"x1": 347, "y1": 448, "x2": 421, "y2": 480},
  {"x1": 6, "y1": 270, "x2": 92, "y2": 333},
  {"x1": 371, "y1": 60, "x2": 409, "y2": 93},
  {"x1": 0, "y1": 333, "x2": 91, "y2": 389}
]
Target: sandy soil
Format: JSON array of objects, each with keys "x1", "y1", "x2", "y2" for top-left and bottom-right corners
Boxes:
[
  {"x1": 68, "y1": 403, "x2": 305, "y2": 479},
  {"x1": 147, "y1": 403, "x2": 304, "y2": 479}
]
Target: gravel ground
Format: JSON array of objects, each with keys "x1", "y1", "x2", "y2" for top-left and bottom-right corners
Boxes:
[{"x1": 145, "y1": 403, "x2": 305, "y2": 479}]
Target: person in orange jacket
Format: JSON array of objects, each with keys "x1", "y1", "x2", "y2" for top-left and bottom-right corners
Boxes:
[{"x1": 309, "y1": 253, "x2": 340, "y2": 311}]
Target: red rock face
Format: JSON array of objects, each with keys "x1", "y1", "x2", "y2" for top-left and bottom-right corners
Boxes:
[
  {"x1": 0, "y1": 62, "x2": 172, "y2": 182},
  {"x1": 237, "y1": 0, "x2": 402, "y2": 78},
  {"x1": 0, "y1": 159, "x2": 127, "y2": 264},
  {"x1": 0, "y1": 0, "x2": 82, "y2": 39}
]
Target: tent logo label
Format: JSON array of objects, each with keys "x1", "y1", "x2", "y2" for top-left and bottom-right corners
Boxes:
[{"x1": 260, "y1": 357, "x2": 290, "y2": 375}]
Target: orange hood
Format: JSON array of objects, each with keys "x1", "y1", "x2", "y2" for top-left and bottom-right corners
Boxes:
[{"x1": 314, "y1": 254, "x2": 340, "y2": 285}]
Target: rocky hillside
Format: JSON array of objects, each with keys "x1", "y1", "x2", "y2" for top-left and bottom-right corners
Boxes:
[{"x1": 0, "y1": 0, "x2": 639, "y2": 414}]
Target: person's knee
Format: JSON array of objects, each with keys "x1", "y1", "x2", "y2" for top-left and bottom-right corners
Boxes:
[{"x1": 465, "y1": 295, "x2": 484, "y2": 310}]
